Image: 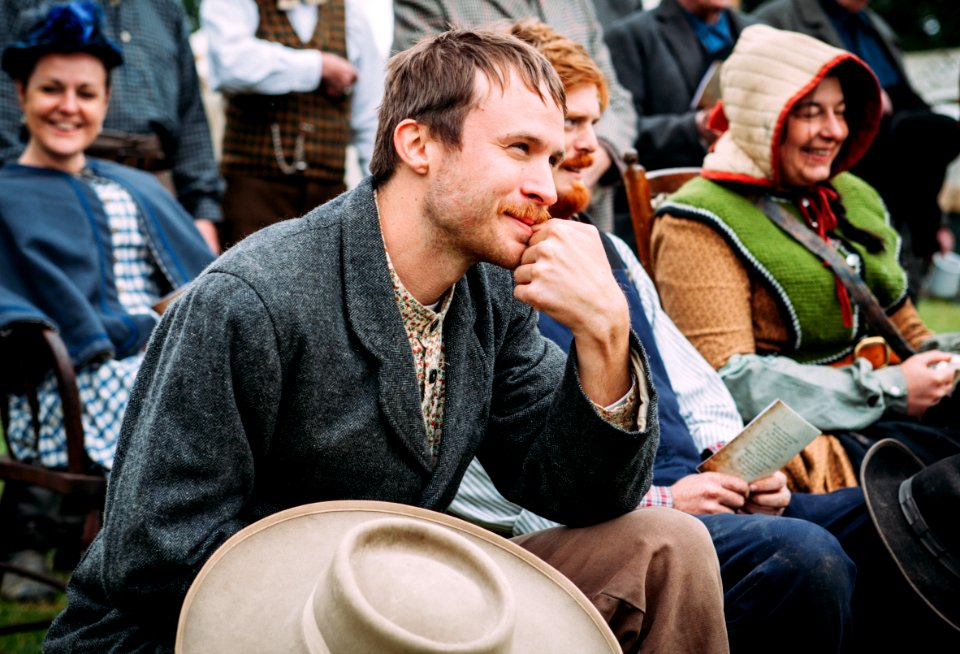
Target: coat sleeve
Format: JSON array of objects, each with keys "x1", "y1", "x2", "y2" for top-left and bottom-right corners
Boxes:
[
  {"x1": 476, "y1": 286, "x2": 658, "y2": 528},
  {"x1": 45, "y1": 272, "x2": 282, "y2": 653}
]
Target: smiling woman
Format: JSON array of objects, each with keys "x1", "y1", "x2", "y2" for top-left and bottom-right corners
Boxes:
[
  {"x1": 650, "y1": 25, "x2": 960, "y2": 493},
  {"x1": 0, "y1": 1, "x2": 214, "y2": 601},
  {"x1": 16, "y1": 52, "x2": 109, "y2": 173},
  {"x1": 779, "y1": 76, "x2": 849, "y2": 188}
]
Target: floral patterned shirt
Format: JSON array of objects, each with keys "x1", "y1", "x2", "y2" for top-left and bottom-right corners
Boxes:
[
  {"x1": 377, "y1": 192, "x2": 641, "y2": 466},
  {"x1": 384, "y1": 250, "x2": 454, "y2": 464}
]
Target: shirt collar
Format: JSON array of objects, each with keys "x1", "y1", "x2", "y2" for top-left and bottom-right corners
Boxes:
[{"x1": 819, "y1": 0, "x2": 871, "y2": 27}]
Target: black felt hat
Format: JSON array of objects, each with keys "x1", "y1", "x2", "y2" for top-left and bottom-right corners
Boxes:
[
  {"x1": 861, "y1": 439, "x2": 960, "y2": 633},
  {"x1": 2, "y1": 1, "x2": 123, "y2": 80}
]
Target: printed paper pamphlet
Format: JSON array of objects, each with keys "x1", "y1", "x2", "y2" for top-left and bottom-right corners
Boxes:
[{"x1": 698, "y1": 399, "x2": 820, "y2": 482}]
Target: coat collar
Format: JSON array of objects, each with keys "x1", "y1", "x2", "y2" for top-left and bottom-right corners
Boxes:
[
  {"x1": 341, "y1": 179, "x2": 485, "y2": 477},
  {"x1": 655, "y1": 0, "x2": 707, "y2": 94},
  {"x1": 655, "y1": 0, "x2": 754, "y2": 93}
]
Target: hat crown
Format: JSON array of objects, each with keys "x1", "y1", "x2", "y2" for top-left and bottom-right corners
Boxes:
[
  {"x1": 33, "y1": 2, "x2": 99, "y2": 47},
  {"x1": 908, "y1": 457, "x2": 960, "y2": 567},
  {"x1": 306, "y1": 517, "x2": 516, "y2": 653},
  {"x1": 1, "y1": 0, "x2": 123, "y2": 79}
]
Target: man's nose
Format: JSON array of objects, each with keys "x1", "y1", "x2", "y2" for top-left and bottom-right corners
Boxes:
[
  {"x1": 572, "y1": 124, "x2": 598, "y2": 155},
  {"x1": 521, "y1": 158, "x2": 558, "y2": 206}
]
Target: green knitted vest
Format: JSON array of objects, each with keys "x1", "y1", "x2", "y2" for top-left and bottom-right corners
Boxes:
[{"x1": 659, "y1": 173, "x2": 907, "y2": 364}]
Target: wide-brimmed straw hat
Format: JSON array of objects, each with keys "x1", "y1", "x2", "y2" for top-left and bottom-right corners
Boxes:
[
  {"x1": 861, "y1": 439, "x2": 960, "y2": 632},
  {"x1": 176, "y1": 500, "x2": 620, "y2": 653}
]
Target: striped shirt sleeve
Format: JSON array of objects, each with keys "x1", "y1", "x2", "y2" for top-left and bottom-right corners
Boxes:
[{"x1": 608, "y1": 235, "x2": 743, "y2": 452}]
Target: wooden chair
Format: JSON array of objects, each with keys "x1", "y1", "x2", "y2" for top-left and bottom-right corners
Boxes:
[
  {"x1": 622, "y1": 150, "x2": 700, "y2": 278},
  {"x1": 0, "y1": 323, "x2": 106, "y2": 634}
]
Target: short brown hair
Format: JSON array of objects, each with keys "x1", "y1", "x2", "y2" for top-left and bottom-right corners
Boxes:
[
  {"x1": 370, "y1": 28, "x2": 566, "y2": 185},
  {"x1": 508, "y1": 19, "x2": 608, "y2": 112}
]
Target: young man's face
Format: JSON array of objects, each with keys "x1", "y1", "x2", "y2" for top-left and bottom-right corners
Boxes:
[
  {"x1": 422, "y1": 69, "x2": 565, "y2": 269},
  {"x1": 550, "y1": 83, "x2": 602, "y2": 220}
]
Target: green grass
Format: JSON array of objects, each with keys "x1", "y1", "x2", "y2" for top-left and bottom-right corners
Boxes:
[
  {"x1": 916, "y1": 297, "x2": 960, "y2": 332},
  {"x1": 0, "y1": 594, "x2": 67, "y2": 652}
]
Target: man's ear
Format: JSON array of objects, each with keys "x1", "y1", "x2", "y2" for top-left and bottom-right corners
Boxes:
[
  {"x1": 14, "y1": 80, "x2": 25, "y2": 110},
  {"x1": 392, "y1": 118, "x2": 431, "y2": 175}
]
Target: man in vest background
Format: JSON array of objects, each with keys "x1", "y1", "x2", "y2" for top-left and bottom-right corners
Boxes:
[
  {"x1": 202, "y1": 0, "x2": 383, "y2": 249},
  {"x1": 450, "y1": 18, "x2": 960, "y2": 653}
]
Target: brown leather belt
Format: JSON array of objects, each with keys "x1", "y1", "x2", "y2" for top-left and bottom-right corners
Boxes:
[
  {"x1": 831, "y1": 336, "x2": 902, "y2": 369},
  {"x1": 85, "y1": 129, "x2": 169, "y2": 172}
]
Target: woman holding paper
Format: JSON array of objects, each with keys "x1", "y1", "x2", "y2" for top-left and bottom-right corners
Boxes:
[{"x1": 651, "y1": 25, "x2": 960, "y2": 473}]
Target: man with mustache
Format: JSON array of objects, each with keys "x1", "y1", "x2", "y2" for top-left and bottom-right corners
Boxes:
[
  {"x1": 393, "y1": 0, "x2": 638, "y2": 233},
  {"x1": 450, "y1": 19, "x2": 951, "y2": 653},
  {"x1": 45, "y1": 28, "x2": 728, "y2": 653}
]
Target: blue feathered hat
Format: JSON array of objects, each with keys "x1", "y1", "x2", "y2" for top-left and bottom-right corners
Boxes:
[{"x1": 2, "y1": 1, "x2": 123, "y2": 80}]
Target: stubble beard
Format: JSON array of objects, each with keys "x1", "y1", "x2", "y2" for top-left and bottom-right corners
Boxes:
[{"x1": 423, "y1": 173, "x2": 527, "y2": 271}]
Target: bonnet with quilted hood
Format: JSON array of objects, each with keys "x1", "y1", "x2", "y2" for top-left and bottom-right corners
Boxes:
[{"x1": 702, "y1": 24, "x2": 881, "y2": 189}]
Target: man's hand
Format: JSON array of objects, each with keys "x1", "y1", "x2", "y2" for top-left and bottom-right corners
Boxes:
[
  {"x1": 936, "y1": 226, "x2": 955, "y2": 255},
  {"x1": 320, "y1": 52, "x2": 358, "y2": 97},
  {"x1": 194, "y1": 219, "x2": 221, "y2": 255},
  {"x1": 740, "y1": 471, "x2": 790, "y2": 516},
  {"x1": 513, "y1": 220, "x2": 631, "y2": 405},
  {"x1": 881, "y1": 88, "x2": 894, "y2": 116},
  {"x1": 695, "y1": 108, "x2": 721, "y2": 145},
  {"x1": 671, "y1": 472, "x2": 749, "y2": 514},
  {"x1": 901, "y1": 350, "x2": 957, "y2": 417}
]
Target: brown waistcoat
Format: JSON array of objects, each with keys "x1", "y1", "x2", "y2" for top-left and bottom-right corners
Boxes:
[{"x1": 221, "y1": 0, "x2": 351, "y2": 181}]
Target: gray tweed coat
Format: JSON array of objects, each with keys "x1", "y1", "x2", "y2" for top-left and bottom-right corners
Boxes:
[{"x1": 45, "y1": 178, "x2": 658, "y2": 652}]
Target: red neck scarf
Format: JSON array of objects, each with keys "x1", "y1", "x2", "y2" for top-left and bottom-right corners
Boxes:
[{"x1": 795, "y1": 184, "x2": 853, "y2": 328}]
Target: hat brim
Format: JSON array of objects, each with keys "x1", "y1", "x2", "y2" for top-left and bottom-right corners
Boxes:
[
  {"x1": 175, "y1": 501, "x2": 621, "y2": 653},
  {"x1": 862, "y1": 439, "x2": 960, "y2": 632}
]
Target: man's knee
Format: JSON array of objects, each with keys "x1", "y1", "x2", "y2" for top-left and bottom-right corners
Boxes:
[
  {"x1": 720, "y1": 516, "x2": 856, "y2": 612},
  {"x1": 620, "y1": 507, "x2": 714, "y2": 554}
]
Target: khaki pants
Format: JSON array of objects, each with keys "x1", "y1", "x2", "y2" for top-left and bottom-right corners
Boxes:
[{"x1": 514, "y1": 507, "x2": 728, "y2": 654}]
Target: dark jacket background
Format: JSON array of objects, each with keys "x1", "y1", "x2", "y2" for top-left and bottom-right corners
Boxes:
[{"x1": 605, "y1": 0, "x2": 755, "y2": 170}]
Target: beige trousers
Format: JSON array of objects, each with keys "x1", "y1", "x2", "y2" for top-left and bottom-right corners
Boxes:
[{"x1": 514, "y1": 507, "x2": 728, "y2": 654}]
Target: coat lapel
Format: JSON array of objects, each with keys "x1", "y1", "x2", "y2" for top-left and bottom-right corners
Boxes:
[
  {"x1": 418, "y1": 269, "x2": 486, "y2": 505},
  {"x1": 341, "y1": 180, "x2": 432, "y2": 470},
  {"x1": 797, "y1": 0, "x2": 843, "y2": 46},
  {"x1": 657, "y1": 0, "x2": 707, "y2": 96}
]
